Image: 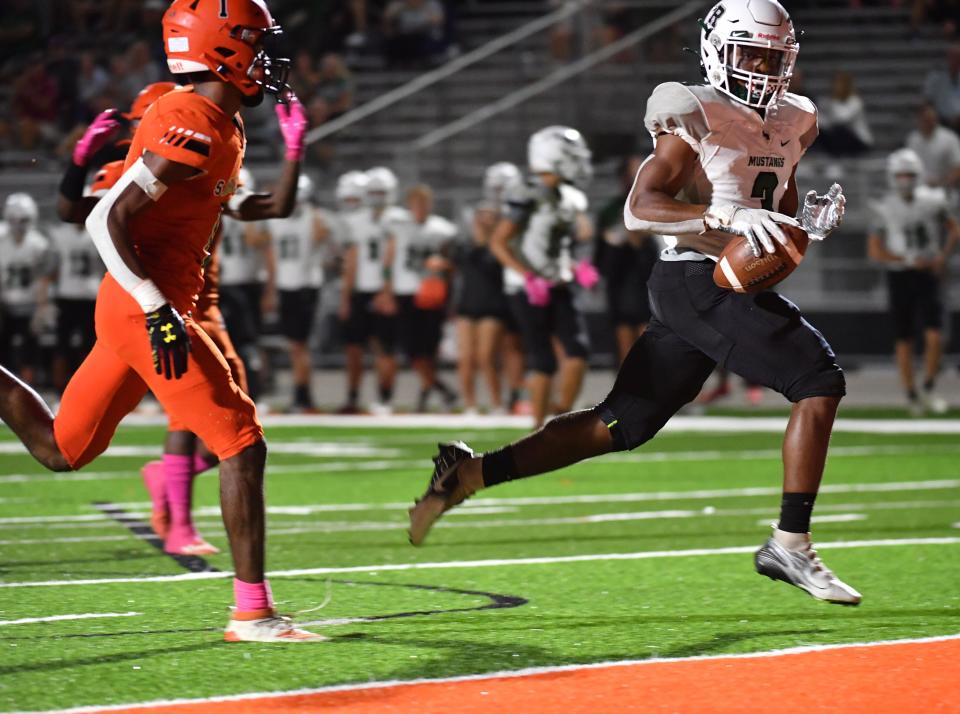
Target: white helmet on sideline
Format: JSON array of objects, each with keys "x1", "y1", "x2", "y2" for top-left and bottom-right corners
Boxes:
[
  {"x1": 528, "y1": 126, "x2": 592, "y2": 188},
  {"x1": 700, "y1": 0, "x2": 798, "y2": 109},
  {"x1": 3, "y1": 193, "x2": 38, "y2": 236},
  {"x1": 365, "y1": 167, "x2": 398, "y2": 207},
  {"x1": 336, "y1": 170, "x2": 369, "y2": 211},
  {"x1": 483, "y1": 162, "x2": 523, "y2": 203},
  {"x1": 296, "y1": 173, "x2": 315, "y2": 205},
  {"x1": 887, "y1": 148, "x2": 923, "y2": 197}
]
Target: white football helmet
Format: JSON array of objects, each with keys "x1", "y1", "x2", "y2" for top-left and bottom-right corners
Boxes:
[
  {"x1": 365, "y1": 166, "x2": 398, "y2": 208},
  {"x1": 700, "y1": 0, "x2": 798, "y2": 109},
  {"x1": 296, "y1": 173, "x2": 315, "y2": 205},
  {"x1": 528, "y1": 126, "x2": 592, "y2": 188},
  {"x1": 887, "y1": 148, "x2": 923, "y2": 197},
  {"x1": 3, "y1": 192, "x2": 38, "y2": 236},
  {"x1": 483, "y1": 162, "x2": 523, "y2": 203},
  {"x1": 336, "y1": 170, "x2": 369, "y2": 211}
]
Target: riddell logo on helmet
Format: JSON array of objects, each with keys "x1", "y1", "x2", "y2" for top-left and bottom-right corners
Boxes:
[{"x1": 757, "y1": 33, "x2": 780, "y2": 40}]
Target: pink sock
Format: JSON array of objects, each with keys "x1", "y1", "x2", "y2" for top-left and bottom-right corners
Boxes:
[
  {"x1": 163, "y1": 454, "x2": 196, "y2": 536},
  {"x1": 192, "y1": 453, "x2": 217, "y2": 475},
  {"x1": 234, "y1": 578, "x2": 274, "y2": 612}
]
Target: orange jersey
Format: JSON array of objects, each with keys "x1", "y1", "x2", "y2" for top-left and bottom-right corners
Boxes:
[
  {"x1": 124, "y1": 86, "x2": 244, "y2": 314},
  {"x1": 195, "y1": 224, "x2": 221, "y2": 317}
]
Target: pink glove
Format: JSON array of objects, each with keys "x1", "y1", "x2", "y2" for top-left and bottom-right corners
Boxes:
[
  {"x1": 524, "y1": 272, "x2": 552, "y2": 307},
  {"x1": 573, "y1": 260, "x2": 599, "y2": 289},
  {"x1": 275, "y1": 97, "x2": 308, "y2": 161},
  {"x1": 73, "y1": 109, "x2": 121, "y2": 166}
]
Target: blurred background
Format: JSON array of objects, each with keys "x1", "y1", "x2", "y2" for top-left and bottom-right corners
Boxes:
[{"x1": 1, "y1": 0, "x2": 958, "y2": 413}]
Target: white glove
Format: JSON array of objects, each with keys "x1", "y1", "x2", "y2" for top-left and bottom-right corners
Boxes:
[
  {"x1": 800, "y1": 183, "x2": 845, "y2": 241},
  {"x1": 704, "y1": 204, "x2": 800, "y2": 258}
]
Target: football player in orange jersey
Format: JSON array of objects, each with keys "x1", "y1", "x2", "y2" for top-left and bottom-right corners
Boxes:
[{"x1": 0, "y1": 0, "x2": 325, "y2": 642}]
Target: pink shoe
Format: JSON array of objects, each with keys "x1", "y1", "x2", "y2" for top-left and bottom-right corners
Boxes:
[
  {"x1": 746, "y1": 385, "x2": 764, "y2": 406},
  {"x1": 164, "y1": 529, "x2": 220, "y2": 556},
  {"x1": 141, "y1": 461, "x2": 169, "y2": 540}
]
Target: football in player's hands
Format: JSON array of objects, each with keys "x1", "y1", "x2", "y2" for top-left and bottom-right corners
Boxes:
[{"x1": 713, "y1": 223, "x2": 809, "y2": 294}]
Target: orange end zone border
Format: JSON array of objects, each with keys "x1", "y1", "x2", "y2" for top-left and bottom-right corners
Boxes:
[{"x1": 69, "y1": 635, "x2": 960, "y2": 714}]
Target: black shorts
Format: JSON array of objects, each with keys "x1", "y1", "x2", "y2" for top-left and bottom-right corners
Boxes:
[
  {"x1": 603, "y1": 244, "x2": 654, "y2": 326},
  {"x1": 397, "y1": 295, "x2": 445, "y2": 359},
  {"x1": 0, "y1": 310, "x2": 37, "y2": 373},
  {"x1": 220, "y1": 283, "x2": 263, "y2": 348},
  {"x1": 342, "y1": 291, "x2": 396, "y2": 352},
  {"x1": 508, "y1": 285, "x2": 590, "y2": 375},
  {"x1": 886, "y1": 270, "x2": 943, "y2": 340},
  {"x1": 278, "y1": 287, "x2": 320, "y2": 343},
  {"x1": 597, "y1": 260, "x2": 845, "y2": 450},
  {"x1": 55, "y1": 298, "x2": 96, "y2": 357}
]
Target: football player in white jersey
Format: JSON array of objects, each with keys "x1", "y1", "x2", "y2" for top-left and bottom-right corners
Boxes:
[
  {"x1": 219, "y1": 168, "x2": 273, "y2": 402},
  {"x1": 382, "y1": 184, "x2": 459, "y2": 412},
  {"x1": 868, "y1": 148, "x2": 959, "y2": 415},
  {"x1": 0, "y1": 193, "x2": 53, "y2": 382},
  {"x1": 266, "y1": 174, "x2": 329, "y2": 412},
  {"x1": 337, "y1": 168, "x2": 400, "y2": 414},
  {"x1": 490, "y1": 126, "x2": 598, "y2": 429},
  {"x1": 408, "y1": 0, "x2": 861, "y2": 607},
  {"x1": 455, "y1": 162, "x2": 528, "y2": 415}
]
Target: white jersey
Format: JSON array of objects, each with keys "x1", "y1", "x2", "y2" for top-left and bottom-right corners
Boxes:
[
  {"x1": 219, "y1": 214, "x2": 261, "y2": 286},
  {"x1": 47, "y1": 223, "x2": 103, "y2": 300},
  {"x1": 341, "y1": 207, "x2": 400, "y2": 293},
  {"x1": 502, "y1": 178, "x2": 588, "y2": 293},
  {"x1": 642, "y1": 82, "x2": 817, "y2": 258},
  {"x1": 384, "y1": 211, "x2": 458, "y2": 295},
  {"x1": 0, "y1": 225, "x2": 51, "y2": 316},
  {"x1": 869, "y1": 187, "x2": 953, "y2": 269},
  {"x1": 269, "y1": 205, "x2": 323, "y2": 291}
]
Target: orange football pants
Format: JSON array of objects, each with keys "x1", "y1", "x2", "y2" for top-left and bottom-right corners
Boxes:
[{"x1": 53, "y1": 275, "x2": 262, "y2": 469}]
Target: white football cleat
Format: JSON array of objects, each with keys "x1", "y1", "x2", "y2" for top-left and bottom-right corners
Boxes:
[
  {"x1": 922, "y1": 390, "x2": 948, "y2": 415},
  {"x1": 754, "y1": 527, "x2": 862, "y2": 605},
  {"x1": 224, "y1": 609, "x2": 328, "y2": 643}
]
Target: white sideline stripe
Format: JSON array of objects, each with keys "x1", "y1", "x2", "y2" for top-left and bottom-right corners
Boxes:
[
  {"x1": 25, "y1": 632, "x2": 960, "y2": 714},
  {"x1": 2, "y1": 443, "x2": 958, "y2": 486},
  {"x1": 0, "y1": 611, "x2": 139, "y2": 627},
  {"x1": 2, "y1": 477, "x2": 957, "y2": 525},
  {"x1": 2, "y1": 536, "x2": 957, "y2": 589},
  {"x1": 1, "y1": 501, "x2": 952, "y2": 545}
]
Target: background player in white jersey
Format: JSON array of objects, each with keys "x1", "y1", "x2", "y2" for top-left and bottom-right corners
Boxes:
[
  {"x1": 337, "y1": 168, "x2": 400, "y2": 414},
  {"x1": 455, "y1": 162, "x2": 527, "y2": 415},
  {"x1": 409, "y1": 0, "x2": 860, "y2": 608},
  {"x1": 220, "y1": 168, "x2": 274, "y2": 402},
  {"x1": 382, "y1": 184, "x2": 459, "y2": 412},
  {"x1": 0, "y1": 193, "x2": 53, "y2": 382},
  {"x1": 868, "y1": 149, "x2": 959, "y2": 414},
  {"x1": 267, "y1": 174, "x2": 328, "y2": 412},
  {"x1": 491, "y1": 126, "x2": 598, "y2": 429},
  {"x1": 47, "y1": 177, "x2": 106, "y2": 391}
]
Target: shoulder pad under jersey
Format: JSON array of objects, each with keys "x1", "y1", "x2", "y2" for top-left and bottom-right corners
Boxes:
[
  {"x1": 644, "y1": 82, "x2": 712, "y2": 148},
  {"x1": 769, "y1": 92, "x2": 819, "y2": 151}
]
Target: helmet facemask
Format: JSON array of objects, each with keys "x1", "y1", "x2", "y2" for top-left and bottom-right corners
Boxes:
[{"x1": 710, "y1": 35, "x2": 796, "y2": 109}]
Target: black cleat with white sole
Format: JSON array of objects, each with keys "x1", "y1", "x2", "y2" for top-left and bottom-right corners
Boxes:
[{"x1": 407, "y1": 441, "x2": 475, "y2": 547}]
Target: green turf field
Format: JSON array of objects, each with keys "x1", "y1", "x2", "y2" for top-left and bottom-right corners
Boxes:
[{"x1": 0, "y1": 421, "x2": 958, "y2": 712}]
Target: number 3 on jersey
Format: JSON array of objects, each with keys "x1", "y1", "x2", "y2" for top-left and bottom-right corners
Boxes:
[{"x1": 751, "y1": 171, "x2": 778, "y2": 211}]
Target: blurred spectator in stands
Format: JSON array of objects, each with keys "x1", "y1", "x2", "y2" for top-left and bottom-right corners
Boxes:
[
  {"x1": 817, "y1": 71, "x2": 873, "y2": 156},
  {"x1": 593, "y1": 3, "x2": 643, "y2": 61},
  {"x1": 913, "y1": 0, "x2": 960, "y2": 37},
  {"x1": 120, "y1": 41, "x2": 163, "y2": 103},
  {"x1": 0, "y1": 0, "x2": 42, "y2": 65},
  {"x1": 13, "y1": 58, "x2": 61, "y2": 151},
  {"x1": 924, "y1": 43, "x2": 960, "y2": 131},
  {"x1": 906, "y1": 102, "x2": 960, "y2": 190},
  {"x1": 67, "y1": 0, "x2": 105, "y2": 35},
  {"x1": 347, "y1": 0, "x2": 371, "y2": 49},
  {"x1": 291, "y1": 50, "x2": 323, "y2": 103},
  {"x1": 77, "y1": 51, "x2": 111, "y2": 110},
  {"x1": 383, "y1": 0, "x2": 446, "y2": 66},
  {"x1": 548, "y1": 0, "x2": 577, "y2": 62}
]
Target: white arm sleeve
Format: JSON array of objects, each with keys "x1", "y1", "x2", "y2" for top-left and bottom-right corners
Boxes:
[{"x1": 84, "y1": 157, "x2": 169, "y2": 313}]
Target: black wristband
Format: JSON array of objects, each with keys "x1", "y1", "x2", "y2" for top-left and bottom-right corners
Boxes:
[{"x1": 59, "y1": 162, "x2": 89, "y2": 202}]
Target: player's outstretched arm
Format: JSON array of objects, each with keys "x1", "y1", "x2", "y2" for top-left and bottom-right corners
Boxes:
[{"x1": 57, "y1": 110, "x2": 123, "y2": 224}]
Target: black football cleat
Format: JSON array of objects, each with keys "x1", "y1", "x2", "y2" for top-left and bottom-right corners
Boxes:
[{"x1": 408, "y1": 441, "x2": 476, "y2": 546}]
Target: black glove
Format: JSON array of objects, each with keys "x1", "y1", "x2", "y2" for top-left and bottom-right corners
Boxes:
[{"x1": 146, "y1": 304, "x2": 190, "y2": 380}]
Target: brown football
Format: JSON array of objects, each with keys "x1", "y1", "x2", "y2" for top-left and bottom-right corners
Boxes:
[{"x1": 713, "y1": 223, "x2": 810, "y2": 294}]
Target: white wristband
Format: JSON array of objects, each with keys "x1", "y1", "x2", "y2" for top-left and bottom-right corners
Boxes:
[{"x1": 130, "y1": 279, "x2": 167, "y2": 313}]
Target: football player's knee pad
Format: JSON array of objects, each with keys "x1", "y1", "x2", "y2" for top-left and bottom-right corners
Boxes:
[
  {"x1": 594, "y1": 390, "x2": 674, "y2": 452},
  {"x1": 527, "y1": 345, "x2": 558, "y2": 375},
  {"x1": 785, "y1": 363, "x2": 846, "y2": 403}
]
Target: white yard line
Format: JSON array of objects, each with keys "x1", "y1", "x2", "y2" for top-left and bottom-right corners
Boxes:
[
  {"x1": 0, "y1": 442, "x2": 400, "y2": 458},
  {"x1": 18, "y1": 631, "x2": 960, "y2": 714},
  {"x1": 1, "y1": 536, "x2": 956, "y2": 588},
  {"x1": 0, "y1": 611, "x2": 140, "y2": 627}
]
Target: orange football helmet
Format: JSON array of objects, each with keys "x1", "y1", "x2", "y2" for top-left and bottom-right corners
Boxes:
[
  {"x1": 125, "y1": 81, "x2": 178, "y2": 121},
  {"x1": 162, "y1": 0, "x2": 291, "y2": 101},
  {"x1": 89, "y1": 161, "x2": 125, "y2": 197}
]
